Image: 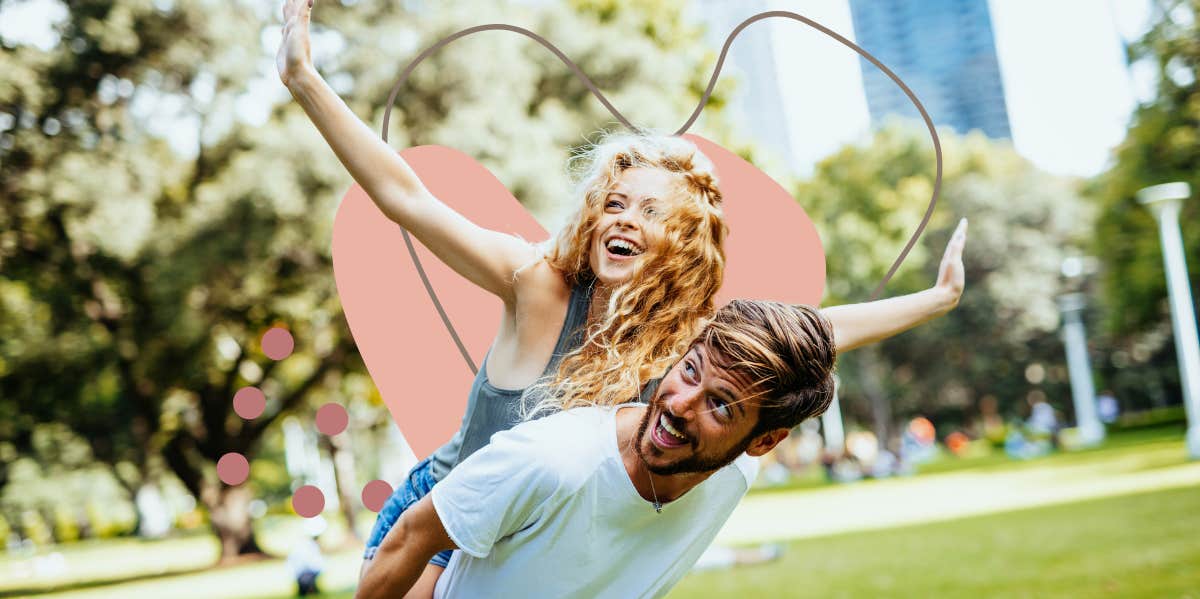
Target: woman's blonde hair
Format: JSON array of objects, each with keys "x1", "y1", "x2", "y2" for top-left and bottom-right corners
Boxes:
[{"x1": 522, "y1": 131, "x2": 727, "y2": 418}]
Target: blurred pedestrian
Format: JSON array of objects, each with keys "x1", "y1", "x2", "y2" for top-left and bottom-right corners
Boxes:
[
  {"x1": 287, "y1": 517, "x2": 326, "y2": 596},
  {"x1": 1097, "y1": 390, "x2": 1119, "y2": 424}
]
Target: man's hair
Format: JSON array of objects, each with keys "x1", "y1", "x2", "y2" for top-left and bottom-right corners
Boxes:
[{"x1": 698, "y1": 300, "x2": 837, "y2": 437}]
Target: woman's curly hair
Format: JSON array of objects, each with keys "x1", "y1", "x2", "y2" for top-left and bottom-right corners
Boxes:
[{"x1": 522, "y1": 131, "x2": 728, "y2": 418}]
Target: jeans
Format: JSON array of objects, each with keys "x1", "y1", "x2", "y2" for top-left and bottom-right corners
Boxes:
[{"x1": 363, "y1": 456, "x2": 453, "y2": 568}]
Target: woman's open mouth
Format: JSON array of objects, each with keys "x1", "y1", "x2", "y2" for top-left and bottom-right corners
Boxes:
[{"x1": 605, "y1": 237, "x2": 644, "y2": 261}]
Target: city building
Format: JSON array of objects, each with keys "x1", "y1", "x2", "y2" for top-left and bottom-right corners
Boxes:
[{"x1": 848, "y1": 0, "x2": 1012, "y2": 139}]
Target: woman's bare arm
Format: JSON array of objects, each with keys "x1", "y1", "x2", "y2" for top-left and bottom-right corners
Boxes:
[
  {"x1": 277, "y1": 0, "x2": 537, "y2": 303},
  {"x1": 822, "y1": 218, "x2": 967, "y2": 352}
]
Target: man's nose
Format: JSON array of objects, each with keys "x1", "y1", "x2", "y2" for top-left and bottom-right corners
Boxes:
[{"x1": 663, "y1": 385, "x2": 702, "y2": 420}]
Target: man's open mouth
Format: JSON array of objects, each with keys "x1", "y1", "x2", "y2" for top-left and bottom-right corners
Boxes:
[{"x1": 651, "y1": 412, "x2": 690, "y2": 449}]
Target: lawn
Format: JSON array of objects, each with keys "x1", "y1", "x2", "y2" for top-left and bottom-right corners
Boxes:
[
  {"x1": 7, "y1": 425, "x2": 1196, "y2": 598},
  {"x1": 668, "y1": 485, "x2": 1200, "y2": 598}
]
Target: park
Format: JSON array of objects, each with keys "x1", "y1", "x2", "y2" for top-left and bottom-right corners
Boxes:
[{"x1": 2, "y1": 0, "x2": 1198, "y2": 597}]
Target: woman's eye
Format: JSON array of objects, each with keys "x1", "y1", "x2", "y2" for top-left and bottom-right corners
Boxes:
[
  {"x1": 684, "y1": 361, "x2": 696, "y2": 379},
  {"x1": 606, "y1": 200, "x2": 623, "y2": 210}
]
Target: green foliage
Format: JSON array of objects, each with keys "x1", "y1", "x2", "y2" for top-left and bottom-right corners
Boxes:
[
  {"x1": 53, "y1": 504, "x2": 81, "y2": 543},
  {"x1": 1087, "y1": 0, "x2": 1199, "y2": 410},
  {"x1": 0, "y1": 0, "x2": 736, "y2": 553},
  {"x1": 20, "y1": 509, "x2": 53, "y2": 547},
  {"x1": 799, "y1": 124, "x2": 1094, "y2": 431}
]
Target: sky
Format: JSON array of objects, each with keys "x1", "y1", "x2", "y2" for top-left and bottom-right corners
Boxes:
[
  {"x1": 1, "y1": 0, "x2": 1159, "y2": 178},
  {"x1": 757, "y1": 0, "x2": 1155, "y2": 178}
]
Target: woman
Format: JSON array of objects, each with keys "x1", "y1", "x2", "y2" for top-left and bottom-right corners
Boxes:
[{"x1": 277, "y1": 0, "x2": 966, "y2": 593}]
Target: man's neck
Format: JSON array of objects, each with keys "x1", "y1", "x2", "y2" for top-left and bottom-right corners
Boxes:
[{"x1": 615, "y1": 406, "x2": 717, "y2": 505}]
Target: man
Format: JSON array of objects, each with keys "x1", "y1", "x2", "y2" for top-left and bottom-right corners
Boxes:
[{"x1": 357, "y1": 299, "x2": 837, "y2": 598}]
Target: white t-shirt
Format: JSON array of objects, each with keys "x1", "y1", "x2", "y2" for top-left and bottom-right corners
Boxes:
[{"x1": 431, "y1": 404, "x2": 758, "y2": 599}]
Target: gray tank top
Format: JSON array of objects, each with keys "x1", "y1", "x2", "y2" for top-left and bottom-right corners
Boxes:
[{"x1": 428, "y1": 280, "x2": 596, "y2": 481}]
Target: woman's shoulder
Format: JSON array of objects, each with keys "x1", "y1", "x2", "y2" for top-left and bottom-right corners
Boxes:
[{"x1": 512, "y1": 258, "x2": 572, "y2": 309}]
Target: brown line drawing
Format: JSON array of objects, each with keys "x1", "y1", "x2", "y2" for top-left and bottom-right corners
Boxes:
[{"x1": 377, "y1": 11, "x2": 943, "y2": 375}]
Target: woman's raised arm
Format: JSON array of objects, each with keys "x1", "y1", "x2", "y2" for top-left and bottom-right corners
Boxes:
[
  {"x1": 277, "y1": 0, "x2": 538, "y2": 303},
  {"x1": 821, "y1": 218, "x2": 968, "y2": 352}
]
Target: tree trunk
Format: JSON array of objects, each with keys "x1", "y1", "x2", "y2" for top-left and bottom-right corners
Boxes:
[
  {"x1": 205, "y1": 485, "x2": 262, "y2": 561},
  {"x1": 860, "y1": 347, "x2": 893, "y2": 450},
  {"x1": 323, "y1": 432, "x2": 362, "y2": 541}
]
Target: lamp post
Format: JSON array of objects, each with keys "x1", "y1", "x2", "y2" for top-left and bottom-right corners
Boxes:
[
  {"x1": 1138, "y1": 182, "x2": 1200, "y2": 458},
  {"x1": 821, "y1": 374, "x2": 845, "y2": 453},
  {"x1": 1057, "y1": 291, "x2": 1104, "y2": 446}
]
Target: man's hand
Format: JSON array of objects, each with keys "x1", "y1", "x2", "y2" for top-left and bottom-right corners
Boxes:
[
  {"x1": 934, "y1": 218, "x2": 968, "y2": 313},
  {"x1": 277, "y1": 0, "x2": 315, "y2": 89}
]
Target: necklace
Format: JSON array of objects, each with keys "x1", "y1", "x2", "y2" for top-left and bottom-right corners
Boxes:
[
  {"x1": 647, "y1": 468, "x2": 663, "y2": 514},
  {"x1": 628, "y1": 423, "x2": 663, "y2": 514}
]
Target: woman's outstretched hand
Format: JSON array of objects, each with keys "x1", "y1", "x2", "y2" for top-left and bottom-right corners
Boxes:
[
  {"x1": 934, "y1": 217, "x2": 968, "y2": 312},
  {"x1": 277, "y1": 0, "x2": 315, "y2": 89}
]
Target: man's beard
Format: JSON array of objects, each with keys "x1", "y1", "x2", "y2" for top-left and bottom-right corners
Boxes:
[{"x1": 633, "y1": 406, "x2": 756, "y2": 476}]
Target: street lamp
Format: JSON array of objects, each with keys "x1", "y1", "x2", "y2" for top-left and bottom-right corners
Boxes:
[
  {"x1": 1137, "y1": 182, "x2": 1200, "y2": 459},
  {"x1": 821, "y1": 374, "x2": 845, "y2": 453},
  {"x1": 1056, "y1": 291, "x2": 1104, "y2": 446}
]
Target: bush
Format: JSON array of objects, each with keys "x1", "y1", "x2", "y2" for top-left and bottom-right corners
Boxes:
[
  {"x1": 1110, "y1": 406, "x2": 1187, "y2": 432},
  {"x1": 20, "y1": 509, "x2": 53, "y2": 547},
  {"x1": 53, "y1": 505, "x2": 81, "y2": 543}
]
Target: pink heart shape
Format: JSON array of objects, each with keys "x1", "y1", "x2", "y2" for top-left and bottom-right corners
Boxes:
[{"x1": 332, "y1": 134, "x2": 825, "y2": 457}]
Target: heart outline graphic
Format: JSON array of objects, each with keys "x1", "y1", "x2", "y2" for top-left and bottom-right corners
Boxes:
[{"x1": 334, "y1": 10, "x2": 942, "y2": 455}]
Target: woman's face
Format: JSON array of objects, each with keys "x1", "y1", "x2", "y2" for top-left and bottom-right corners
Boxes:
[{"x1": 588, "y1": 167, "x2": 681, "y2": 286}]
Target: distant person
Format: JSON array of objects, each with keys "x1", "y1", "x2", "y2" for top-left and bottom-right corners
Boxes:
[
  {"x1": 1027, "y1": 399, "x2": 1057, "y2": 436},
  {"x1": 1097, "y1": 391, "x2": 1119, "y2": 424},
  {"x1": 691, "y1": 543, "x2": 784, "y2": 571},
  {"x1": 288, "y1": 517, "x2": 327, "y2": 596}
]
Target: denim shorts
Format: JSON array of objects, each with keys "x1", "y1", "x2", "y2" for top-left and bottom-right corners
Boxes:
[{"x1": 363, "y1": 456, "x2": 453, "y2": 568}]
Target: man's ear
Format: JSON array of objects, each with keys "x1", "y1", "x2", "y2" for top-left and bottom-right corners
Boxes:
[{"x1": 745, "y1": 428, "x2": 790, "y2": 457}]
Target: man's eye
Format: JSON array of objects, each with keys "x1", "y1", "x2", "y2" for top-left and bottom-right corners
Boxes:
[{"x1": 711, "y1": 397, "x2": 731, "y2": 419}]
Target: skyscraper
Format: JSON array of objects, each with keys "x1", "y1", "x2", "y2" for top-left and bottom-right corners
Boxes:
[
  {"x1": 690, "y1": 0, "x2": 797, "y2": 168},
  {"x1": 849, "y1": 0, "x2": 1012, "y2": 139}
]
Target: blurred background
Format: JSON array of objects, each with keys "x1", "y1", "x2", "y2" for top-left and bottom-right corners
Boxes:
[{"x1": 1, "y1": 0, "x2": 1198, "y2": 597}]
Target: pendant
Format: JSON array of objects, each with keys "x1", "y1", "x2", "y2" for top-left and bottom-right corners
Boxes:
[{"x1": 654, "y1": 501, "x2": 663, "y2": 514}]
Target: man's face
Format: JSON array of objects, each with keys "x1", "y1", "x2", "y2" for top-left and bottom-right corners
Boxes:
[{"x1": 634, "y1": 341, "x2": 766, "y2": 476}]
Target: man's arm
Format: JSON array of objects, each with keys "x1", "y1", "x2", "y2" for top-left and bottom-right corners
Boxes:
[
  {"x1": 356, "y1": 496, "x2": 455, "y2": 599},
  {"x1": 823, "y1": 218, "x2": 967, "y2": 352}
]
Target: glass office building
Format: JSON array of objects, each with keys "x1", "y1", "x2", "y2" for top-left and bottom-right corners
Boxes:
[{"x1": 849, "y1": 0, "x2": 1012, "y2": 139}]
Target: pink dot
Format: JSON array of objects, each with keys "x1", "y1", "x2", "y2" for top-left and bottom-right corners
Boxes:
[
  {"x1": 233, "y1": 387, "x2": 266, "y2": 419},
  {"x1": 292, "y1": 485, "x2": 325, "y2": 518},
  {"x1": 361, "y1": 480, "x2": 394, "y2": 513},
  {"x1": 217, "y1": 453, "x2": 250, "y2": 485},
  {"x1": 262, "y1": 327, "x2": 294, "y2": 360},
  {"x1": 315, "y1": 403, "x2": 348, "y2": 436}
]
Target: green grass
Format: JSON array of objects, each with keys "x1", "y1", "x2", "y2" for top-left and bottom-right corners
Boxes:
[
  {"x1": 751, "y1": 422, "x2": 1188, "y2": 496},
  {"x1": 7, "y1": 425, "x2": 1196, "y2": 598},
  {"x1": 669, "y1": 485, "x2": 1200, "y2": 598}
]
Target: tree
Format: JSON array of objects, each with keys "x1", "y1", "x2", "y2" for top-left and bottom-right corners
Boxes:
[
  {"x1": 797, "y1": 125, "x2": 1095, "y2": 442},
  {"x1": 1088, "y1": 0, "x2": 1199, "y2": 411},
  {"x1": 0, "y1": 0, "x2": 734, "y2": 559}
]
